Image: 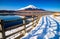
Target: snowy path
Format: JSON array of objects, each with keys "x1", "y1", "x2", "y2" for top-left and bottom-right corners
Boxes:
[{"x1": 21, "y1": 15, "x2": 60, "y2": 39}]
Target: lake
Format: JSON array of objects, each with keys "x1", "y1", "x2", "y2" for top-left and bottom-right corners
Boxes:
[{"x1": 0, "y1": 15, "x2": 30, "y2": 28}]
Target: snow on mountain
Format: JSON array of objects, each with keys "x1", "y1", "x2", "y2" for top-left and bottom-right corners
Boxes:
[
  {"x1": 17, "y1": 5, "x2": 46, "y2": 11},
  {"x1": 18, "y1": 5, "x2": 39, "y2": 10}
]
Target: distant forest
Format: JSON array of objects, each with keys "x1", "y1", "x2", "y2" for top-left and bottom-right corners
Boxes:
[{"x1": 0, "y1": 10, "x2": 16, "y2": 13}]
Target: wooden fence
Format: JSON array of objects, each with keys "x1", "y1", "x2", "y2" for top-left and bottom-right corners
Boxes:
[{"x1": 0, "y1": 15, "x2": 40, "y2": 39}]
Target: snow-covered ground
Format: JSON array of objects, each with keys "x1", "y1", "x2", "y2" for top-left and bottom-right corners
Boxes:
[
  {"x1": 0, "y1": 18, "x2": 38, "y2": 39},
  {"x1": 21, "y1": 15, "x2": 60, "y2": 39},
  {"x1": 0, "y1": 15, "x2": 60, "y2": 39}
]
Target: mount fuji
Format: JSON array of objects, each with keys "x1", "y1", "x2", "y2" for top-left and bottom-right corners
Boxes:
[{"x1": 18, "y1": 5, "x2": 45, "y2": 11}]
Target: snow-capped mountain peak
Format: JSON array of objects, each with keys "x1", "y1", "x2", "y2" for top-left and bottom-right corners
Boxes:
[
  {"x1": 18, "y1": 5, "x2": 38, "y2": 10},
  {"x1": 26, "y1": 5, "x2": 37, "y2": 9}
]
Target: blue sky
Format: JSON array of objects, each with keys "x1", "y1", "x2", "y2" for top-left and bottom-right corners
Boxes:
[{"x1": 0, "y1": 0, "x2": 60, "y2": 12}]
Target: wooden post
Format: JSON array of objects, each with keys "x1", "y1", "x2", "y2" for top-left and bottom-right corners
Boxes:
[
  {"x1": 0, "y1": 20, "x2": 2, "y2": 39},
  {"x1": 0, "y1": 20, "x2": 2, "y2": 31},
  {"x1": 36, "y1": 16, "x2": 38, "y2": 24},
  {"x1": 35, "y1": 15, "x2": 37, "y2": 26},
  {"x1": 35, "y1": 15, "x2": 38, "y2": 26},
  {"x1": 38, "y1": 15, "x2": 40, "y2": 22},
  {"x1": 22, "y1": 16, "x2": 26, "y2": 35},
  {"x1": 32, "y1": 15, "x2": 34, "y2": 28},
  {"x1": 0, "y1": 20, "x2": 5, "y2": 39},
  {"x1": 36, "y1": 15, "x2": 40, "y2": 24}
]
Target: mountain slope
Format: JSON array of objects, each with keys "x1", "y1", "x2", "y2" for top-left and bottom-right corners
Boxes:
[{"x1": 18, "y1": 5, "x2": 45, "y2": 11}]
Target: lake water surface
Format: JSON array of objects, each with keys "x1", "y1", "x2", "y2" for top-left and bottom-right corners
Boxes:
[{"x1": 0, "y1": 15, "x2": 29, "y2": 28}]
